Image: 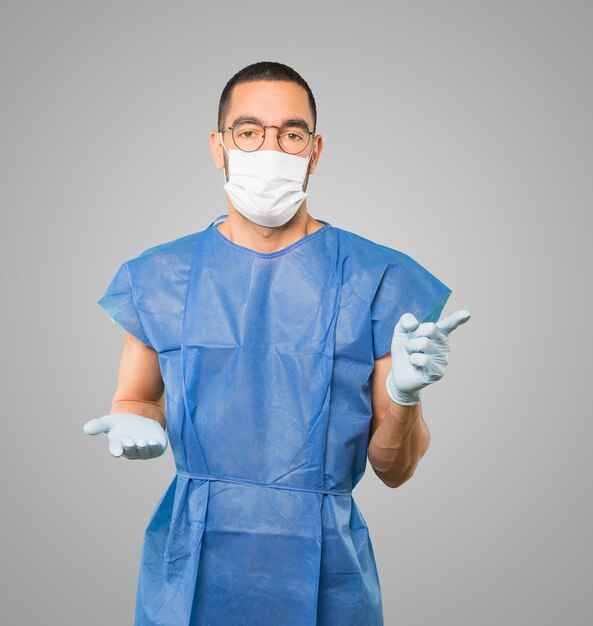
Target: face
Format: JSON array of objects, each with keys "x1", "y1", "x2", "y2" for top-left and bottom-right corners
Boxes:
[{"x1": 209, "y1": 80, "x2": 323, "y2": 190}]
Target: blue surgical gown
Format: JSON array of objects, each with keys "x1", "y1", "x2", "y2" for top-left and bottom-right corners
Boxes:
[{"x1": 98, "y1": 214, "x2": 452, "y2": 625}]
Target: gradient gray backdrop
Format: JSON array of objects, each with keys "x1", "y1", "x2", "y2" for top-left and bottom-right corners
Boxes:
[{"x1": 1, "y1": 1, "x2": 591, "y2": 624}]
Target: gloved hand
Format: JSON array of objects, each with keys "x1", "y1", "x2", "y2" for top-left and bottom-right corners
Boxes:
[
  {"x1": 83, "y1": 412, "x2": 168, "y2": 460},
  {"x1": 386, "y1": 309, "x2": 471, "y2": 406}
]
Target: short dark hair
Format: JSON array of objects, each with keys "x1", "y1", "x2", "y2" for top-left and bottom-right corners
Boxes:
[{"x1": 218, "y1": 61, "x2": 317, "y2": 133}]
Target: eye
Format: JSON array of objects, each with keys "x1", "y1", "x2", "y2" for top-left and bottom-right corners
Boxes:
[
  {"x1": 234, "y1": 123, "x2": 264, "y2": 138},
  {"x1": 280, "y1": 127, "x2": 306, "y2": 142}
]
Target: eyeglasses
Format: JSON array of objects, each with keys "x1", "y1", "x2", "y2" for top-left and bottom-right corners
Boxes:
[{"x1": 219, "y1": 121, "x2": 315, "y2": 155}]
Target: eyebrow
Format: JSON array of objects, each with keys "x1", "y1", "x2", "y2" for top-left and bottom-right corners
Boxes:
[{"x1": 230, "y1": 116, "x2": 312, "y2": 131}]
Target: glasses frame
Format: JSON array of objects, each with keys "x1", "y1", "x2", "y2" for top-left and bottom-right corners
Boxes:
[{"x1": 219, "y1": 123, "x2": 316, "y2": 155}]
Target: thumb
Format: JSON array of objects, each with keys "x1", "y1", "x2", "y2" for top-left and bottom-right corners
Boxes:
[
  {"x1": 83, "y1": 416, "x2": 109, "y2": 436},
  {"x1": 394, "y1": 312, "x2": 420, "y2": 335},
  {"x1": 436, "y1": 309, "x2": 471, "y2": 336}
]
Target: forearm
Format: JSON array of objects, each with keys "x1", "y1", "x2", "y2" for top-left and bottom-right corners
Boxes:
[
  {"x1": 368, "y1": 399, "x2": 430, "y2": 488},
  {"x1": 110, "y1": 399, "x2": 166, "y2": 431}
]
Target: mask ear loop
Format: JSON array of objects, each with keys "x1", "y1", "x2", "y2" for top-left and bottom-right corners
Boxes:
[
  {"x1": 219, "y1": 132, "x2": 230, "y2": 183},
  {"x1": 305, "y1": 135, "x2": 316, "y2": 165}
]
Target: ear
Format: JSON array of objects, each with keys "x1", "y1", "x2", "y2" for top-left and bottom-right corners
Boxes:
[
  {"x1": 209, "y1": 131, "x2": 225, "y2": 169},
  {"x1": 308, "y1": 134, "x2": 323, "y2": 175}
]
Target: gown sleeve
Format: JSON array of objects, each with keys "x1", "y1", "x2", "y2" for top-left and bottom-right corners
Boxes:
[
  {"x1": 97, "y1": 261, "x2": 154, "y2": 349},
  {"x1": 370, "y1": 256, "x2": 452, "y2": 360}
]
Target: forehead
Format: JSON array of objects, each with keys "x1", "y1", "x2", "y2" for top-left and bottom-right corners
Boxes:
[{"x1": 227, "y1": 80, "x2": 313, "y2": 126}]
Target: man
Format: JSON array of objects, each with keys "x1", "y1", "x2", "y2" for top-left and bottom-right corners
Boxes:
[{"x1": 84, "y1": 61, "x2": 470, "y2": 626}]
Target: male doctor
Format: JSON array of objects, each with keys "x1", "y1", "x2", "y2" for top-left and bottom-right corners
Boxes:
[{"x1": 84, "y1": 61, "x2": 470, "y2": 626}]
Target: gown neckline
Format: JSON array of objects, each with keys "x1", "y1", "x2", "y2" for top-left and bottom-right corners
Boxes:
[{"x1": 210, "y1": 214, "x2": 333, "y2": 259}]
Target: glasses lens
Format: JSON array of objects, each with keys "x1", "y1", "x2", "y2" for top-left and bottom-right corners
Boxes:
[
  {"x1": 278, "y1": 125, "x2": 311, "y2": 154},
  {"x1": 232, "y1": 122, "x2": 265, "y2": 152}
]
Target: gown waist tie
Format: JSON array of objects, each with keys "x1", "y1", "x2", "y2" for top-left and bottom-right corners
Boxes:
[{"x1": 176, "y1": 470, "x2": 352, "y2": 496}]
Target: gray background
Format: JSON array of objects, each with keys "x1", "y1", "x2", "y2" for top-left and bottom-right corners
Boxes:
[{"x1": 1, "y1": 1, "x2": 591, "y2": 624}]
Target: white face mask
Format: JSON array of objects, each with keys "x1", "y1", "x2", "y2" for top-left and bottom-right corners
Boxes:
[{"x1": 220, "y1": 135, "x2": 314, "y2": 228}]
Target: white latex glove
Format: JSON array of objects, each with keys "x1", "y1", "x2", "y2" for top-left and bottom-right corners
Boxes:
[
  {"x1": 83, "y1": 412, "x2": 168, "y2": 460},
  {"x1": 386, "y1": 309, "x2": 471, "y2": 406}
]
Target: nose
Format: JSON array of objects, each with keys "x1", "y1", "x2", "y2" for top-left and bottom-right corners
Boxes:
[{"x1": 260, "y1": 126, "x2": 283, "y2": 152}]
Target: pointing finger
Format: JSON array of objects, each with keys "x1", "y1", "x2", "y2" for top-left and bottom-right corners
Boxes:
[
  {"x1": 436, "y1": 309, "x2": 471, "y2": 336},
  {"x1": 109, "y1": 438, "x2": 124, "y2": 458}
]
